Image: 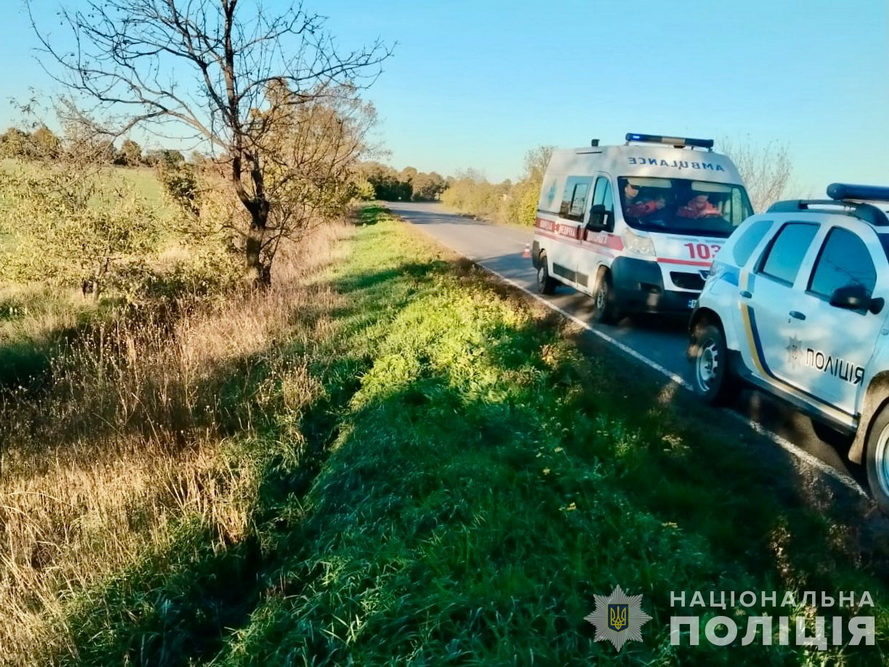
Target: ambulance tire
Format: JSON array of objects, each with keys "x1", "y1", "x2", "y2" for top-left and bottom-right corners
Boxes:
[
  {"x1": 865, "y1": 403, "x2": 889, "y2": 515},
  {"x1": 537, "y1": 253, "x2": 558, "y2": 295},
  {"x1": 591, "y1": 271, "x2": 620, "y2": 324},
  {"x1": 689, "y1": 323, "x2": 735, "y2": 406}
]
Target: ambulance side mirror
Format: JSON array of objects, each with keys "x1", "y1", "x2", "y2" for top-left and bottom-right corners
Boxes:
[{"x1": 587, "y1": 205, "x2": 613, "y2": 232}]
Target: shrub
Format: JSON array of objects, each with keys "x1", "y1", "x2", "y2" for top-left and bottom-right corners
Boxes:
[{"x1": 0, "y1": 162, "x2": 162, "y2": 296}]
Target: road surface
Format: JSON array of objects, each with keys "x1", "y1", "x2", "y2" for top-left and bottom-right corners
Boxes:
[{"x1": 387, "y1": 201, "x2": 867, "y2": 491}]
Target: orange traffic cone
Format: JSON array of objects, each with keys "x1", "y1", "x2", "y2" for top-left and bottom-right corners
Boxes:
[{"x1": 522, "y1": 243, "x2": 531, "y2": 259}]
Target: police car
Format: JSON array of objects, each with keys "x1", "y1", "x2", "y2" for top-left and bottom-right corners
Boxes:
[{"x1": 687, "y1": 184, "x2": 889, "y2": 511}]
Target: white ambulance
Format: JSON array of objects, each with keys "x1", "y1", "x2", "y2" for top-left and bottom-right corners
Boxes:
[{"x1": 531, "y1": 133, "x2": 753, "y2": 323}]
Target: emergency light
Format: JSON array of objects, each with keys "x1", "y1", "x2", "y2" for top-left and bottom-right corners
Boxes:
[
  {"x1": 625, "y1": 133, "x2": 714, "y2": 150},
  {"x1": 827, "y1": 183, "x2": 889, "y2": 203}
]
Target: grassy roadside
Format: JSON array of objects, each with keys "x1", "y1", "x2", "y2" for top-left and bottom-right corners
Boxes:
[
  {"x1": 23, "y1": 205, "x2": 889, "y2": 664},
  {"x1": 210, "y1": 208, "x2": 889, "y2": 664},
  {"x1": 0, "y1": 220, "x2": 349, "y2": 663}
]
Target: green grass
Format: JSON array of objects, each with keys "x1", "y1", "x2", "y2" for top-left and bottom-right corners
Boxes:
[
  {"x1": 115, "y1": 165, "x2": 181, "y2": 231},
  {"x1": 116, "y1": 166, "x2": 171, "y2": 210},
  {"x1": 47, "y1": 207, "x2": 889, "y2": 664}
]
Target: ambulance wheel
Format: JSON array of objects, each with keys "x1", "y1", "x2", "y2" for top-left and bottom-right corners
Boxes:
[
  {"x1": 865, "y1": 404, "x2": 889, "y2": 514},
  {"x1": 537, "y1": 253, "x2": 558, "y2": 295},
  {"x1": 592, "y1": 272, "x2": 619, "y2": 324},
  {"x1": 689, "y1": 323, "x2": 734, "y2": 406}
]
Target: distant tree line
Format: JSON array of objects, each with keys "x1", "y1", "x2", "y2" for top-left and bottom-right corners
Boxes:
[
  {"x1": 440, "y1": 146, "x2": 554, "y2": 226},
  {"x1": 354, "y1": 148, "x2": 554, "y2": 226},
  {"x1": 356, "y1": 162, "x2": 447, "y2": 202},
  {"x1": 0, "y1": 125, "x2": 203, "y2": 168}
]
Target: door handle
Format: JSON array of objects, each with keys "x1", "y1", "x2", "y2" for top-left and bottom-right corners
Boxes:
[
  {"x1": 740, "y1": 290, "x2": 752, "y2": 299},
  {"x1": 789, "y1": 311, "x2": 806, "y2": 320}
]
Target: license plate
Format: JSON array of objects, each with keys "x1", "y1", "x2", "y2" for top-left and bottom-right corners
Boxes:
[{"x1": 688, "y1": 299, "x2": 698, "y2": 309}]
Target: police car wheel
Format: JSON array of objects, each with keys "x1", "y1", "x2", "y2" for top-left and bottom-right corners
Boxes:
[
  {"x1": 865, "y1": 405, "x2": 889, "y2": 514},
  {"x1": 537, "y1": 254, "x2": 557, "y2": 295},
  {"x1": 690, "y1": 324, "x2": 733, "y2": 406},
  {"x1": 592, "y1": 272, "x2": 619, "y2": 324}
]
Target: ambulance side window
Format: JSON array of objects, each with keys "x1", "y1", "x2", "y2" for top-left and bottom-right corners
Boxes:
[
  {"x1": 588, "y1": 176, "x2": 614, "y2": 232},
  {"x1": 560, "y1": 176, "x2": 593, "y2": 221}
]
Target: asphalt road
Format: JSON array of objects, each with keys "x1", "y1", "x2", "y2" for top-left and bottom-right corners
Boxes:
[{"x1": 387, "y1": 201, "x2": 868, "y2": 490}]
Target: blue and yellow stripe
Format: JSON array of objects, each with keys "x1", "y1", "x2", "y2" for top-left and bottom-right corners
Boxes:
[{"x1": 739, "y1": 270, "x2": 768, "y2": 377}]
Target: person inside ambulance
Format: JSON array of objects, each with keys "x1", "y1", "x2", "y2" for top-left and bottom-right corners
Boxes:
[
  {"x1": 623, "y1": 182, "x2": 641, "y2": 206},
  {"x1": 623, "y1": 182, "x2": 667, "y2": 219},
  {"x1": 677, "y1": 193, "x2": 721, "y2": 219}
]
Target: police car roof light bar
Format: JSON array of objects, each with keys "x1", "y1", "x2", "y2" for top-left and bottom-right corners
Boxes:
[
  {"x1": 625, "y1": 133, "x2": 714, "y2": 150},
  {"x1": 767, "y1": 199, "x2": 889, "y2": 227},
  {"x1": 827, "y1": 183, "x2": 889, "y2": 203}
]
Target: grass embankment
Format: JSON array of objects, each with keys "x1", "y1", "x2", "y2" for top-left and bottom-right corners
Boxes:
[
  {"x1": 212, "y1": 209, "x2": 889, "y2": 664},
  {"x1": 3, "y1": 206, "x2": 888, "y2": 664},
  {"x1": 0, "y1": 220, "x2": 348, "y2": 663}
]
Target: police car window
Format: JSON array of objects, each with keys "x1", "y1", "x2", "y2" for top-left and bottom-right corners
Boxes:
[
  {"x1": 732, "y1": 219, "x2": 773, "y2": 266},
  {"x1": 758, "y1": 223, "x2": 818, "y2": 286},
  {"x1": 808, "y1": 228, "x2": 876, "y2": 299},
  {"x1": 878, "y1": 233, "x2": 889, "y2": 262}
]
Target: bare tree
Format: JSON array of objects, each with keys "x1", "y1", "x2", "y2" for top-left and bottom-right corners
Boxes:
[
  {"x1": 29, "y1": 0, "x2": 391, "y2": 285},
  {"x1": 719, "y1": 136, "x2": 793, "y2": 213}
]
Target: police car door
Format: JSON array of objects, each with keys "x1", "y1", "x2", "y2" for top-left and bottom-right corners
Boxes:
[
  {"x1": 743, "y1": 222, "x2": 821, "y2": 388},
  {"x1": 553, "y1": 176, "x2": 593, "y2": 288},
  {"x1": 791, "y1": 225, "x2": 889, "y2": 414}
]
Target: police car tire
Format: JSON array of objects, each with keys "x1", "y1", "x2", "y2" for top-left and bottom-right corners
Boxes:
[
  {"x1": 537, "y1": 254, "x2": 557, "y2": 295},
  {"x1": 865, "y1": 404, "x2": 889, "y2": 514},
  {"x1": 690, "y1": 323, "x2": 734, "y2": 406},
  {"x1": 592, "y1": 272, "x2": 619, "y2": 324}
]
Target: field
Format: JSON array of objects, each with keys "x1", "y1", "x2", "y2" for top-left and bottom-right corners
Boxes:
[{"x1": 1, "y1": 199, "x2": 888, "y2": 664}]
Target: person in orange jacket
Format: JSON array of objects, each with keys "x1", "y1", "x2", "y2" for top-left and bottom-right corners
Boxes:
[{"x1": 677, "y1": 194, "x2": 721, "y2": 219}]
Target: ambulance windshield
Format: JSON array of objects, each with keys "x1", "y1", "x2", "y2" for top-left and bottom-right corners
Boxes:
[{"x1": 618, "y1": 177, "x2": 753, "y2": 237}]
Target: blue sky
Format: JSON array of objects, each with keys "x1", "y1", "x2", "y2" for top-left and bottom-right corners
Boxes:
[{"x1": 3, "y1": 0, "x2": 887, "y2": 194}]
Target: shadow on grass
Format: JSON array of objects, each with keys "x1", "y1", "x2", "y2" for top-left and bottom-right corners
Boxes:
[
  {"x1": 351, "y1": 204, "x2": 388, "y2": 226},
  {"x1": 0, "y1": 320, "x2": 88, "y2": 390},
  {"x1": 46, "y1": 240, "x2": 451, "y2": 664},
  {"x1": 50, "y1": 233, "x2": 889, "y2": 664}
]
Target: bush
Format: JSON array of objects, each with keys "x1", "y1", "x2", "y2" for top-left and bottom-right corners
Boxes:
[
  {"x1": 157, "y1": 154, "x2": 201, "y2": 217},
  {"x1": 0, "y1": 162, "x2": 162, "y2": 296},
  {"x1": 440, "y1": 146, "x2": 553, "y2": 225}
]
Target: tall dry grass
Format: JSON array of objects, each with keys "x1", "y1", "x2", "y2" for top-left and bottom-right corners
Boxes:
[{"x1": 0, "y1": 222, "x2": 351, "y2": 663}]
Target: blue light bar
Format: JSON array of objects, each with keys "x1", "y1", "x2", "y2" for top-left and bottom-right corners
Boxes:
[
  {"x1": 827, "y1": 183, "x2": 889, "y2": 203},
  {"x1": 625, "y1": 133, "x2": 714, "y2": 149}
]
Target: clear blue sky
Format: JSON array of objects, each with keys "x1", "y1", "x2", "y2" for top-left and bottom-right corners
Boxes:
[{"x1": 3, "y1": 0, "x2": 887, "y2": 195}]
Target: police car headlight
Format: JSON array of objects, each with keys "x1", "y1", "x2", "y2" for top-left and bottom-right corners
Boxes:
[{"x1": 622, "y1": 229, "x2": 656, "y2": 257}]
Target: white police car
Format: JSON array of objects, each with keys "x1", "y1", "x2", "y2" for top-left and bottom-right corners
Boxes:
[{"x1": 687, "y1": 184, "x2": 889, "y2": 511}]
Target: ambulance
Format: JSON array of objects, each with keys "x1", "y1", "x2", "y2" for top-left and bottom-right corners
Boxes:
[{"x1": 531, "y1": 133, "x2": 753, "y2": 323}]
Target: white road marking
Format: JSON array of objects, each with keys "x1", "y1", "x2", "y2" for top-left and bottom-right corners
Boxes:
[{"x1": 398, "y1": 212, "x2": 870, "y2": 500}]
